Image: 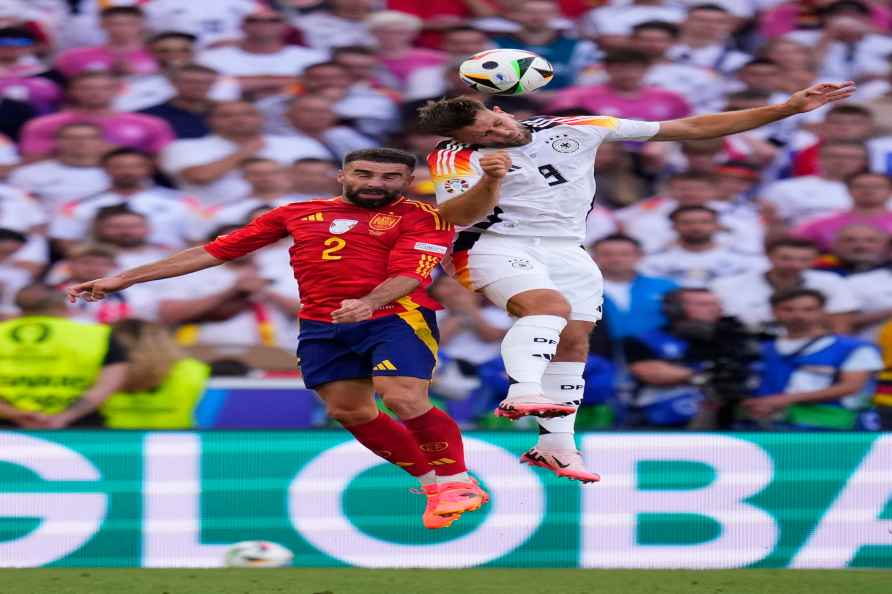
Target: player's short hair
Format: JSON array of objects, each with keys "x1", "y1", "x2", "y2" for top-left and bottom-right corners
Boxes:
[
  {"x1": 603, "y1": 49, "x2": 651, "y2": 66},
  {"x1": 343, "y1": 148, "x2": 416, "y2": 170},
  {"x1": 766, "y1": 237, "x2": 818, "y2": 254},
  {"x1": 94, "y1": 204, "x2": 147, "y2": 224},
  {"x1": 592, "y1": 233, "x2": 642, "y2": 251},
  {"x1": 416, "y1": 96, "x2": 488, "y2": 136},
  {"x1": 770, "y1": 287, "x2": 827, "y2": 308},
  {"x1": 0, "y1": 228, "x2": 27, "y2": 243},
  {"x1": 632, "y1": 20, "x2": 680, "y2": 38},
  {"x1": 149, "y1": 30, "x2": 198, "y2": 45},
  {"x1": 100, "y1": 5, "x2": 144, "y2": 19},
  {"x1": 669, "y1": 204, "x2": 718, "y2": 221},
  {"x1": 100, "y1": 147, "x2": 152, "y2": 165}
]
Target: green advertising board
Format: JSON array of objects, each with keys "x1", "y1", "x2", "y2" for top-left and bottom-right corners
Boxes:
[{"x1": 0, "y1": 431, "x2": 890, "y2": 568}]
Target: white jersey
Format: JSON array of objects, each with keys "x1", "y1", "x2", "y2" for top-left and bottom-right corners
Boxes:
[{"x1": 428, "y1": 115, "x2": 660, "y2": 243}]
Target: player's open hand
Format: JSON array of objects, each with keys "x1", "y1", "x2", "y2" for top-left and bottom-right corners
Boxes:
[
  {"x1": 331, "y1": 299, "x2": 374, "y2": 323},
  {"x1": 66, "y1": 276, "x2": 130, "y2": 303},
  {"x1": 786, "y1": 81, "x2": 856, "y2": 113},
  {"x1": 480, "y1": 151, "x2": 512, "y2": 179}
]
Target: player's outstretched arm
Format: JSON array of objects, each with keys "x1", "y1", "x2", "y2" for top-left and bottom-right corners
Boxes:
[
  {"x1": 331, "y1": 275, "x2": 421, "y2": 324},
  {"x1": 66, "y1": 246, "x2": 225, "y2": 303},
  {"x1": 438, "y1": 152, "x2": 511, "y2": 226},
  {"x1": 652, "y1": 81, "x2": 856, "y2": 142}
]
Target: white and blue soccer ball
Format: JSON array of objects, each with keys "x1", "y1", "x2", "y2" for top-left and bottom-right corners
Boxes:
[
  {"x1": 459, "y1": 48, "x2": 554, "y2": 95},
  {"x1": 223, "y1": 540, "x2": 294, "y2": 568}
]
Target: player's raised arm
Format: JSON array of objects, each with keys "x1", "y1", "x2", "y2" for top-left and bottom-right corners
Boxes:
[
  {"x1": 67, "y1": 246, "x2": 225, "y2": 303},
  {"x1": 652, "y1": 81, "x2": 856, "y2": 141},
  {"x1": 436, "y1": 152, "x2": 511, "y2": 226}
]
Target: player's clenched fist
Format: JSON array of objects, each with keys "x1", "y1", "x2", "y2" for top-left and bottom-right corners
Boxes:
[
  {"x1": 66, "y1": 276, "x2": 129, "y2": 303},
  {"x1": 479, "y1": 151, "x2": 512, "y2": 179},
  {"x1": 331, "y1": 298, "x2": 374, "y2": 323}
]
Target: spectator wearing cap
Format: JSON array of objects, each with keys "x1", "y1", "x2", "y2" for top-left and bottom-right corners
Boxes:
[
  {"x1": 640, "y1": 205, "x2": 767, "y2": 287},
  {"x1": 711, "y1": 238, "x2": 858, "y2": 333},
  {"x1": 666, "y1": 4, "x2": 751, "y2": 76},
  {"x1": 55, "y1": 6, "x2": 157, "y2": 79},
  {"x1": 0, "y1": 228, "x2": 31, "y2": 318},
  {"x1": 816, "y1": 224, "x2": 891, "y2": 277},
  {"x1": 492, "y1": 0, "x2": 598, "y2": 90},
  {"x1": 293, "y1": 0, "x2": 375, "y2": 51},
  {"x1": 115, "y1": 32, "x2": 240, "y2": 113},
  {"x1": 50, "y1": 149, "x2": 205, "y2": 254},
  {"x1": 160, "y1": 100, "x2": 331, "y2": 206},
  {"x1": 198, "y1": 8, "x2": 327, "y2": 99},
  {"x1": 786, "y1": 1, "x2": 892, "y2": 83},
  {"x1": 0, "y1": 181, "x2": 48, "y2": 273},
  {"x1": 367, "y1": 11, "x2": 447, "y2": 89},
  {"x1": 760, "y1": 141, "x2": 868, "y2": 230},
  {"x1": 794, "y1": 172, "x2": 892, "y2": 253},
  {"x1": 0, "y1": 26, "x2": 61, "y2": 114},
  {"x1": 8, "y1": 123, "x2": 109, "y2": 215},
  {"x1": 547, "y1": 49, "x2": 690, "y2": 121},
  {"x1": 19, "y1": 71, "x2": 176, "y2": 160}
]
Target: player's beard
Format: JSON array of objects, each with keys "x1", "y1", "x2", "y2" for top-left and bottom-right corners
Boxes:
[{"x1": 344, "y1": 186, "x2": 402, "y2": 209}]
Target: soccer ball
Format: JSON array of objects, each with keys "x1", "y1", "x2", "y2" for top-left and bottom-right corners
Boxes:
[
  {"x1": 223, "y1": 540, "x2": 294, "y2": 568},
  {"x1": 459, "y1": 49, "x2": 554, "y2": 95}
]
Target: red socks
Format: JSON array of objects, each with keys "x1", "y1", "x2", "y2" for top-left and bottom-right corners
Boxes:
[
  {"x1": 343, "y1": 412, "x2": 432, "y2": 478},
  {"x1": 402, "y1": 407, "x2": 468, "y2": 475}
]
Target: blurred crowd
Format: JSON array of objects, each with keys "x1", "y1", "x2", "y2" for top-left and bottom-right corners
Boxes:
[{"x1": 1, "y1": 0, "x2": 892, "y2": 430}]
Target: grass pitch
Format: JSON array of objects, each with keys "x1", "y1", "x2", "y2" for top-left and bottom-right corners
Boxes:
[{"x1": 0, "y1": 569, "x2": 888, "y2": 594}]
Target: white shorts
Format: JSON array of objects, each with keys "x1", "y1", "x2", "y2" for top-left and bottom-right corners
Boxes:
[{"x1": 449, "y1": 233, "x2": 604, "y2": 322}]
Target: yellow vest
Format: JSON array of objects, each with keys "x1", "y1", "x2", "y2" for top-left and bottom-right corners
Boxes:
[
  {"x1": 100, "y1": 358, "x2": 210, "y2": 429},
  {"x1": 0, "y1": 316, "x2": 110, "y2": 414}
]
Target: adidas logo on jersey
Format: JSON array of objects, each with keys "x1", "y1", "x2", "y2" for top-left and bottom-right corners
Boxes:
[
  {"x1": 301, "y1": 212, "x2": 324, "y2": 222},
  {"x1": 373, "y1": 360, "x2": 398, "y2": 371}
]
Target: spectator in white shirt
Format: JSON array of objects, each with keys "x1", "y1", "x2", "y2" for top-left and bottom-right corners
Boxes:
[
  {"x1": 294, "y1": 0, "x2": 375, "y2": 51},
  {"x1": 0, "y1": 228, "x2": 32, "y2": 319},
  {"x1": 666, "y1": 4, "x2": 751, "y2": 76},
  {"x1": 641, "y1": 205, "x2": 767, "y2": 287},
  {"x1": 274, "y1": 94, "x2": 377, "y2": 161},
  {"x1": 50, "y1": 148, "x2": 205, "y2": 254},
  {"x1": 581, "y1": 0, "x2": 684, "y2": 49},
  {"x1": 404, "y1": 25, "x2": 494, "y2": 102},
  {"x1": 159, "y1": 100, "x2": 331, "y2": 206},
  {"x1": 8, "y1": 122, "x2": 109, "y2": 215},
  {"x1": 142, "y1": 0, "x2": 260, "y2": 48},
  {"x1": 0, "y1": 183, "x2": 49, "y2": 273},
  {"x1": 291, "y1": 157, "x2": 340, "y2": 202},
  {"x1": 712, "y1": 237, "x2": 858, "y2": 333},
  {"x1": 198, "y1": 8, "x2": 327, "y2": 100},
  {"x1": 760, "y1": 140, "x2": 868, "y2": 230}
]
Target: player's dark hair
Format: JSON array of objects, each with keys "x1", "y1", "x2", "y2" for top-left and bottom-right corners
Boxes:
[
  {"x1": 770, "y1": 288, "x2": 827, "y2": 308},
  {"x1": 100, "y1": 147, "x2": 152, "y2": 165},
  {"x1": 603, "y1": 49, "x2": 651, "y2": 66},
  {"x1": 592, "y1": 233, "x2": 642, "y2": 250},
  {"x1": 632, "y1": 20, "x2": 680, "y2": 38},
  {"x1": 100, "y1": 5, "x2": 144, "y2": 19},
  {"x1": 149, "y1": 30, "x2": 198, "y2": 45},
  {"x1": 343, "y1": 148, "x2": 416, "y2": 170},
  {"x1": 669, "y1": 204, "x2": 718, "y2": 221},
  {"x1": 0, "y1": 228, "x2": 27, "y2": 244},
  {"x1": 766, "y1": 237, "x2": 818, "y2": 254},
  {"x1": 416, "y1": 96, "x2": 488, "y2": 136},
  {"x1": 94, "y1": 204, "x2": 147, "y2": 223}
]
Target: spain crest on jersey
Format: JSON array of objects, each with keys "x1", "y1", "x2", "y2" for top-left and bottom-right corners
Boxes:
[{"x1": 368, "y1": 213, "x2": 401, "y2": 232}]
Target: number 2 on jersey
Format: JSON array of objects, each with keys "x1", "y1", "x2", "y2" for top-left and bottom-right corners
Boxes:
[
  {"x1": 538, "y1": 164, "x2": 568, "y2": 187},
  {"x1": 321, "y1": 237, "x2": 346, "y2": 260}
]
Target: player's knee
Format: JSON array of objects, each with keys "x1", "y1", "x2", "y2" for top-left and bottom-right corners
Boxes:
[
  {"x1": 508, "y1": 290, "x2": 571, "y2": 319},
  {"x1": 381, "y1": 390, "x2": 430, "y2": 419},
  {"x1": 327, "y1": 402, "x2": 378, "y2": 427}
]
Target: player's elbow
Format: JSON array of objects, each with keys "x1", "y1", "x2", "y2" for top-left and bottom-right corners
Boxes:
[{"x1": 439, "y1": 202, "x2": 478, "y2": 226}]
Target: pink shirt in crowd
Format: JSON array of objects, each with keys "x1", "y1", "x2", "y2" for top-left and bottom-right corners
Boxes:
[
  {"x1": 380, "y1": 49, "x2": 446, "y2": 84},
  {"x1": 546, "y1": 85, "x2": 691, "y2": 122},
  {"x1": 0, "y1": 76, "x2": 62, "y2": 113},
  {"x1": 54, "y1": 47, "x2": 158, "y2": 78},
  {"x1": 794, "y1": 211, "x2": 892, "y2": 252},
  {"x1": 20, "y1": 111, "x2": 175, "y2": 158}
]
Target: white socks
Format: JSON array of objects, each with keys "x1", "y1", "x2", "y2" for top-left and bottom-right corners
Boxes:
[
  {"x1": 437, "y1": 471, "x2": 471, "y2": 485},
  {"x1": 502, "y1": 315, "x2": 567, "y2": 399},
  {"x1": 417, "y1": 470, "x2": 437, "y2": 486},
  {"x1": 536, "y1": 361, "x2": 585, "y2": 451}
]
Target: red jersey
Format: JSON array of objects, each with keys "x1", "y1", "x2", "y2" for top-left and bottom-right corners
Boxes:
[{"x1": 203, "y1": 196, "x2": 454, "y2": 322}]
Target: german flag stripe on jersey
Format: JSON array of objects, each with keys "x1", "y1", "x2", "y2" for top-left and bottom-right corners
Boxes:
[
  {"x1": 428, "y1": 142, "x2": 476, "y2": 182},
  {"x1": 523, "y1": 115, "x2": 620, "y2": 130},
  {"x1": 450, "y1": 249, "x2": 473, "y2": 291}
]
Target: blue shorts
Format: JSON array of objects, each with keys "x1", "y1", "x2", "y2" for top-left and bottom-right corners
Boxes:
[{"x1": 297, "y1": 308, "x2": 440, "y2": 389}]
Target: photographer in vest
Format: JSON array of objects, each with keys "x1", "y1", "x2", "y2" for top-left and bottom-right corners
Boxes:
[
  {"x1": 0, "y1": 284, "x2": 128, "y2": 428},
  {"x1": 741, "y1": 289, "x2": 883, "y2": 431}
]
